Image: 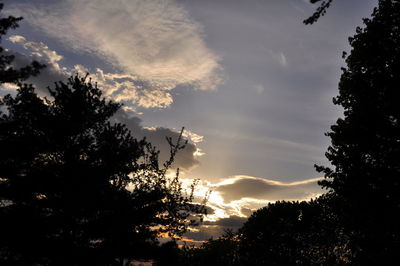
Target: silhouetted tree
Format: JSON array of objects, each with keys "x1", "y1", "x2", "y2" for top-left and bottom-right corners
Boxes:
[
  {"x1": 238, "y1": 201, "x2": 304, "y2": 265},
  {"x1": 315, "y1": 0, "x2": 400, "y2": 264},
  {"x1": 0, "y1": 3, "x2": 44, "y2": 84},
  {"x1": 236, "y1": 197, "x2": 347, "y2": 266},
  {"x1": 304, "y1": 0, "x2": 333, "y2": 25},
  {"x1": 176, "y1": 229, "x2": 239, "y2": 266},
  {"x1": 0, "y1": 4, "x2": 205, "y2": 265},
  {"x1": 0, "y1": 75, "x2": 205, "y2": 265}
]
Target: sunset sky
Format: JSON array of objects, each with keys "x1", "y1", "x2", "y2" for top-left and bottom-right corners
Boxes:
[{"x1": 1, "y1": 0, "x2": 377, "y2": 242}]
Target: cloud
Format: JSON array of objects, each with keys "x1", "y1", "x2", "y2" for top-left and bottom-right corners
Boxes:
[
  {"x1": 114, "y1": 110, "x2": 201, "y2": 170},
  {"x1": 8, "y1": 35, "x2": 25, "y2": 44},
  {"x1": 5, "y1": 35, "x2": 178, "y2": 110},
  {"x1": 203, "y1": 215, "x2": 247, "y2": 228},
  {"x1": 240, "y1": 207, "x2": 254, "y2": 217},
  {"x1": 72, "y1": 65, "x2": 174, "y2": 110},
  {"x1": 180, "y1": 174, "x2": 324, "y2": 242},
  {"x1": 2, "y1": 36, "x2": 202, "y2": 170},
  {"x1": 3, "y1": 36, "x2": 69, "y2": 94},
  {"x1": 278, "y1": 52, "x2": 288, "y2": 67},
  {"x1": 185, "y1": 215, "x2": 247, "y2": 241},
  {"x1": 8, "y1": 0, "x2": 222, "y2": 92},
  {"x1": 182, "y1": 130, "x2": 204, "y2": 144},
  {"x1": 214, "y1": 175, "x2": 323, "y2": 202},
  {"x1": 268, "y1": 50, "x2": 288, "y2": 67},
  {"x1": 0, "y1": 83, "x2": 19, "y2": 99},
  {"x1": 9, "y1": 35, "x2": 63, "y2": 71},
  {"x1": 180, "y1": 175, "x2": 325, "y2": 242},
  {"x1": 184, "y1": 226, "x2": 221, "y2": 242},
  {"x1": 185, "y1": 175, "x2": 323, "y2": 224}
]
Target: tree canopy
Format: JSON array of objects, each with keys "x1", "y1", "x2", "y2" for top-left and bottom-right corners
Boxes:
[
  {"x1": 237, "y1": 195, "x2": 350, "y2": 266},
  {"x1": 0, "y1": 4, "x2": 44, "y2": 84},
  {"x1": 0, "y1": 6, "x2": 204, "y2": 265},
  {"x1": 316, "y1": 0, "x2": 400, "y2": 263},
  {"x1": 177, "y1": 195, "x2": 347, "y2": 266},
  {"x1": 2, "y1": 0, "x2": 400, "y2": 265},
  {"x1": 0, "y1": 75, "x2": 205, "y2": 265}
]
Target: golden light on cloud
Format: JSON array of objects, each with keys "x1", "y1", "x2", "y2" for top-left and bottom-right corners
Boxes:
[
  {"x1": 178, "y1": 175, "x2": 325, "y2": 243},
  {"x1": 193, "y1": 148, "x2": 205, "y2": 157},
  {"x1": 180, "y1": 175, "x2": 324, "y2": 224}
]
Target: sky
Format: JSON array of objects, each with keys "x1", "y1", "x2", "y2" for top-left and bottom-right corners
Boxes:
[{"x1": 1, "y1": 0, "x2": 378, "y2": 242}]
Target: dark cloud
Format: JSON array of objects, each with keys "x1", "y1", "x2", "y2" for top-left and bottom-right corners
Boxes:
[
  {"x1": 114, "y1": 110, "x2": 199, "y2": 170},
  {"x1": 4, "y1": 50, "x2": 68, "y2": 95},
  {"x1": 203, "y1": 215, "x2": 247, "y2": 228},
  {"x1": 184, "y1": 215, "x2": 247, "y2": 242},
  {"x1": 240, "y1": 207, "x2": 254, "y2": 217},
  {"x1": 203, "y1": 205, "x2": 215, "y2": 215},
  {"x1": 184, "y1": 226, "x2": 221, "y2": 242},
  {"x1": 215, "y1": 176, "x2": 323, "y2": 202}
]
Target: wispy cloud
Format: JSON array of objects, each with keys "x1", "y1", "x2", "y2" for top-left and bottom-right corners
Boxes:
[
  {"x1": 5, "y1": 34, "x2": 180, "y2": 110},
  {"x1": 278, "y1": 52, "x2": 288, "y2": 67},
  {"x1": 268, "y1": 50, "x2": 288, "y2": 67},
  {"x1": 214, "y1": 175, "x2": 323, "y2": 202},
  {"x1": 8, "y1": 0, "x2": 222, "y2": 94}
]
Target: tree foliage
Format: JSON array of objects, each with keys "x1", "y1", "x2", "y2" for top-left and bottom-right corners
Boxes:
[
  {"x1": 0, "y1": 75, "x2": 205, "y2": 265},
  {"x1": 177, "y1": 196, "x2": 349, "y2": 266},
  {"x1": 316, "y1": 0, "x2": 400, "y2": 264},
  {"x1": 0, "y1": 78, "x2": 205, "y2": 264},
  {"x1": 304, "y1": 0, "x2": 333, "y2": 25},
  {"x1": 177, "y1": 230, "x2": 239, "y2": 266},
  {"x1": 0, "y1": 4, "x2": 44, "y2": 84},
  {"x1": 237, "y1": 195, "x2": 350, "y2": 266},
  {"x1": 0, "y1": 5, "x2": 205, "y2": 264}
]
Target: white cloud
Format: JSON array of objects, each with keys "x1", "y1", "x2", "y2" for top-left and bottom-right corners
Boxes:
[
  {"x1": 9, "y1": 0, "x2": 222, "y2": 92},
  {"x1": 8, "y1": 35, "x2": 26, "y2": 43},
  {"x1": 0, "y1": 83, "x2": 19, "y2": 97},
  {"x1": 8, "y1": 35, "x2": 64, "y2": 71},
  {"x1": 193, "y1": 148, "x2": 205, "y2": 157},
  {"x1": 279, "y1": 52, "x2": 288, "y2": 67},
  {"x1": 6, "y1": 0, "x2": 223, "y2": 109},
  {"x1": 137, "y1": 90, "x2": 173, "y2": 109},
  {"x1": 71, "y1": 65, "x2": 174, "y2": 110},
  {"x1": 182, "y1": 130, "x2": 204, "y2": 144},
  {"x1": 2, "y1": 36, "x2": 69, "y2": 94}
]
